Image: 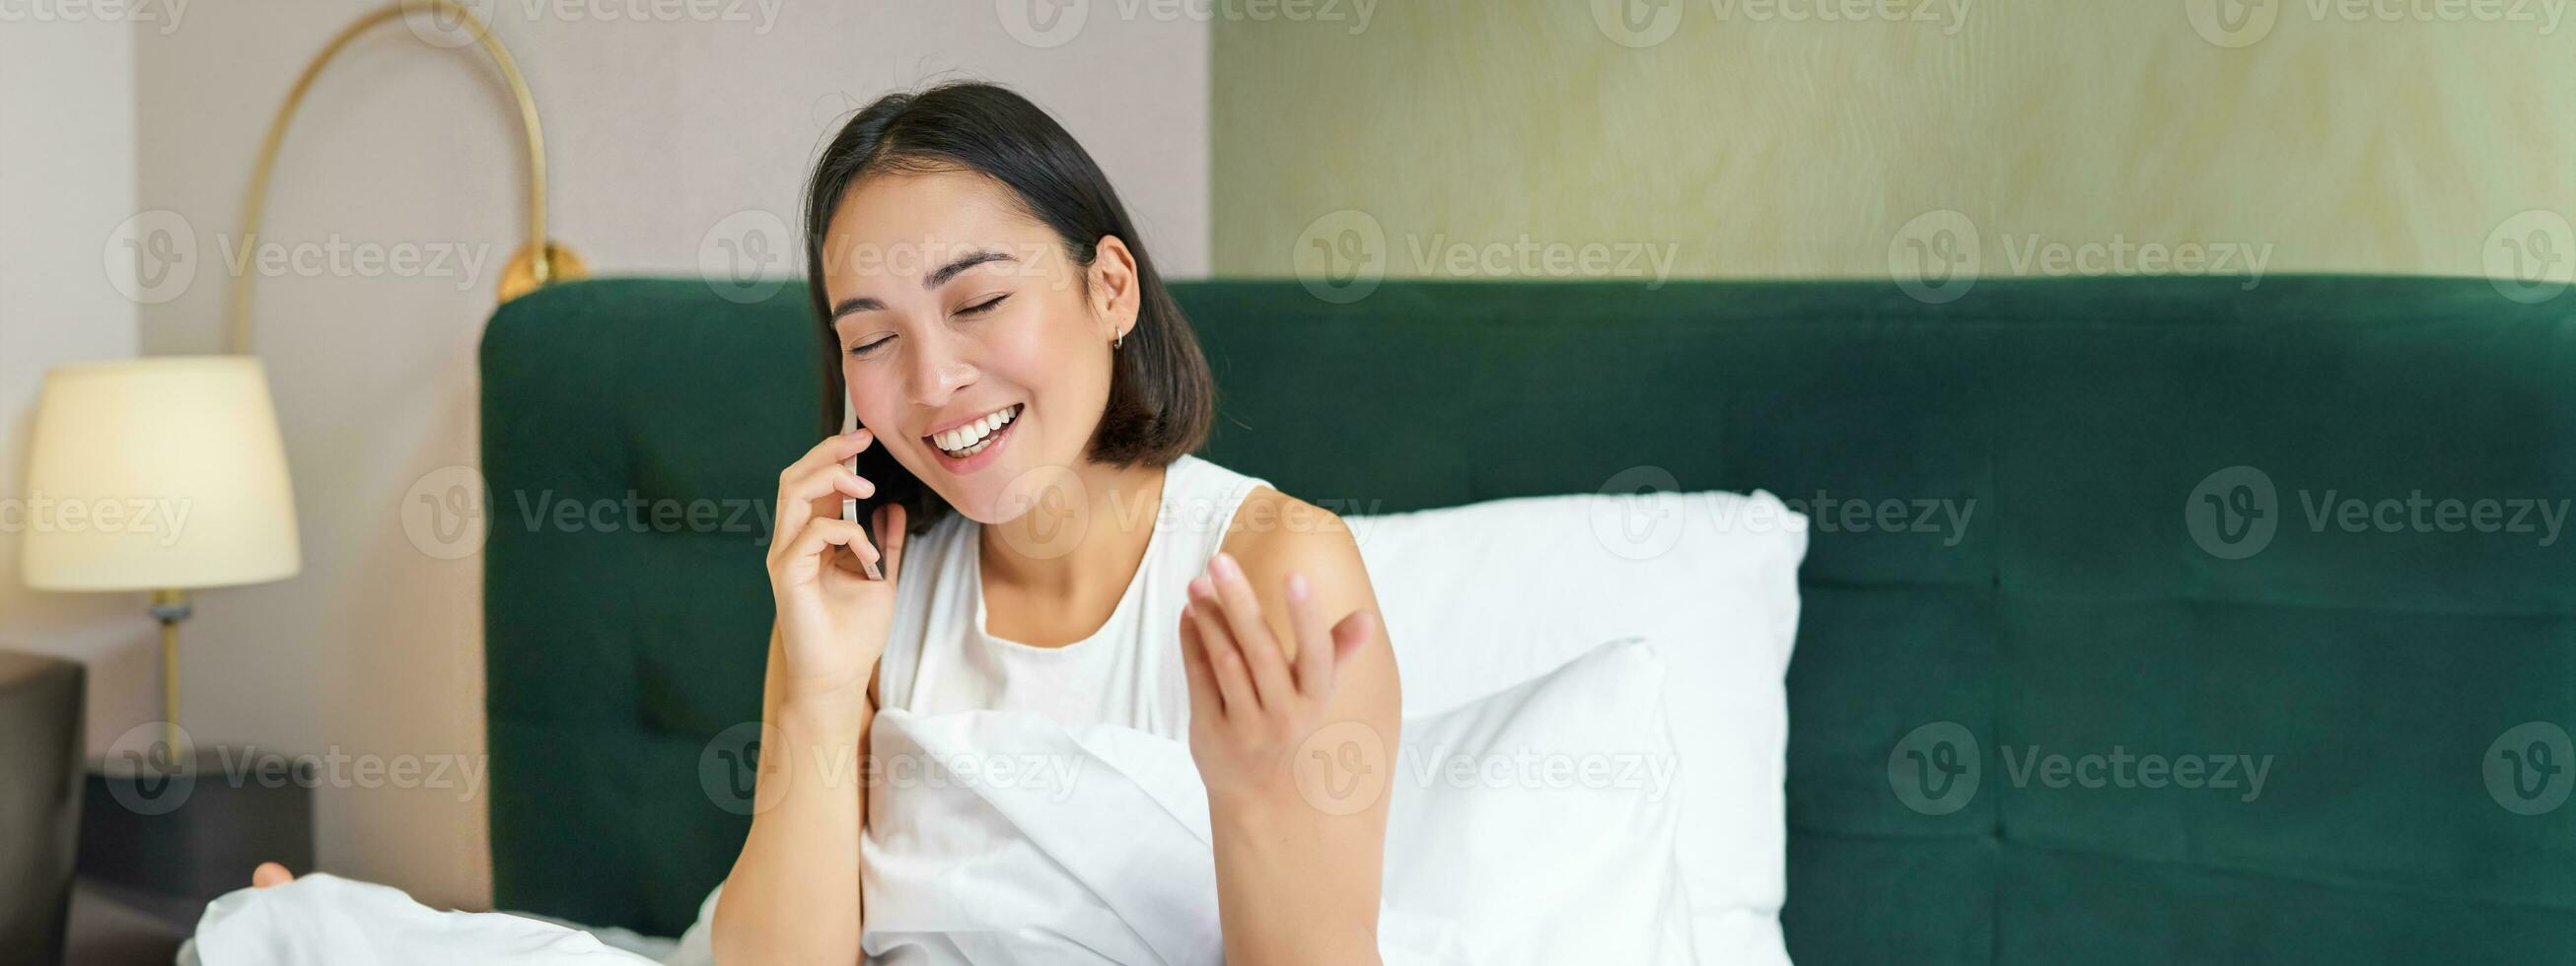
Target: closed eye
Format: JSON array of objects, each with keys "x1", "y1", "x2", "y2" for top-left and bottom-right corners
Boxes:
[{"x1": 848, "y1": 295, "x2": 1007, "y2": 357}]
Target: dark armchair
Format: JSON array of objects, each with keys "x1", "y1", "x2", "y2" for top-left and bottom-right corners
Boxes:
[{"x1": 0, "y1": 650, "x2": 84, "y2": 966}]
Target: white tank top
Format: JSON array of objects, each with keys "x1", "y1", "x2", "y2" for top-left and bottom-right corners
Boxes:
[{"x1": 874, "y1": 453, "x2": 1274, "y2": 740}]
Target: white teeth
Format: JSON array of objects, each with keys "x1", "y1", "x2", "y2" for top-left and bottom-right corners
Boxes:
[{"x1": 934, "y1": 404, "x2": 1019, "y2": 456}]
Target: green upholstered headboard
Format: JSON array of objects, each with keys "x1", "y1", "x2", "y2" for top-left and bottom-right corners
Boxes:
[{"x1": 481, "y1": 275, "x2": 2576, "y2": 962}]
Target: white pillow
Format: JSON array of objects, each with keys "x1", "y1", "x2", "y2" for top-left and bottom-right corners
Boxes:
[
  {"x1": 1348, "y1": 489, "x2": 1805, "y2": 966},
  {"x1": 665, "y1": 642, "x2": 1692, "y2": 966},
  {"x1": 1382, "y1": 638, "x2": 1697, "y2": 966}
]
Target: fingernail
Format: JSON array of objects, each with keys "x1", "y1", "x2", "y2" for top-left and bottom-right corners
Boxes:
[
  {"x1": 1211, "y1": 552, "x2": 1239, "y2": 581},
  {"x1": 1188, "y1": 576, "x2": 1213, "y2": 598},
  {"x1": 1286, "y1": 572, "x2": 1309, "y2": 601}
]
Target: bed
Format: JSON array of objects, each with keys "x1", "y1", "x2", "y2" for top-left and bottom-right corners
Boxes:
[{"x1": 480, "y1": 275, "x2": 2576, "y2": 964}]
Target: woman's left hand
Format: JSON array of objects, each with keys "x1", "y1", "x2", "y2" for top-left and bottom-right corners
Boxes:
[{"x1": 1178, "y1": 551, "x2": 1379, "y2": 807}]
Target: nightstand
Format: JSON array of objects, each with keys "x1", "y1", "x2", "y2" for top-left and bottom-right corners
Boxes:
[
  {"x1": 78, "y1": 746, "x2": 316, "y2": 934},
  {"x1": 0, "y1": 650, "x2": 81, "y2": 966}
]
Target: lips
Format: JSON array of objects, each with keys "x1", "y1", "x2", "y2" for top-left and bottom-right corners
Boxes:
[
  {"x1": 925, "y1": 402, "x2": 1023, "y2": 455},
  {"x1": 922, "y1": 401, "x2": 1025, "y2": 476}
]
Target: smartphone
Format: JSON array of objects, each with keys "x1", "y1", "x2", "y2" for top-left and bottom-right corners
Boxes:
[{"x1": 842, "y1": 397, "x2": 885, "y2": 581}]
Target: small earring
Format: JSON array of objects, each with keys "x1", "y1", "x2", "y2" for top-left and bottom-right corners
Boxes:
[{"x1": 1112, "y1": 330, "x2": 1125, "y2": 350}]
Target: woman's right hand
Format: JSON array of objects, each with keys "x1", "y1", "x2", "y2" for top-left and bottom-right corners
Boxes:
[{"x1": 767, "y1": 428, "x2": 909, "y2": 706}]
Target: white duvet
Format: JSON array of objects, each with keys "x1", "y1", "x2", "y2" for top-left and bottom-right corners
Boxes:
[{"x1": 188, "y1": 641, "x2": 1699, "y2": 966}]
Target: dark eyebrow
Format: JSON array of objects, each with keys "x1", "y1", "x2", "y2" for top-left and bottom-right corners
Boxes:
[
  {"x1": 927, "y1": 248, "x2": 1015, "y2": 289},
  {"x1": 829, "y1": 248, "x2": 1017, "y2": 320}
]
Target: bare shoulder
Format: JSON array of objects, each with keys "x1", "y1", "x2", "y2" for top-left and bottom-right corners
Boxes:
[
  {"x1": 1213, "y1": 486, "x2": 1397, "y2": 705},
  {"x1": 1217, "y1": 485, "x2": 1369, "y2": 593}
]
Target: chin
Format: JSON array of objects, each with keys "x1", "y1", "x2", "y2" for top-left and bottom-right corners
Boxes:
[
  {"x1": 942, "y1": 486, "x2": 1007, "y2": 525},
  {"x1": 914, "y1": 450, "x2": 1022, "y2": 525},
  {"x1": 937, "y1": 454, "x2": 1094, "y2": 530}
]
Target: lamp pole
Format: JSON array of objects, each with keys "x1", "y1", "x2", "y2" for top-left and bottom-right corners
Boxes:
[{"x1": 147, "y1": 589, "x2": 190, "y2": 754}]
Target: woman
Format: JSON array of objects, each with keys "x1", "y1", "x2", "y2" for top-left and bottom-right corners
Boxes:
[
  {"x1": 719, "y1": 80, "x2": 1402, "y2": 965},
  {"x1": 256, "y1": 81, "x2": 1402, "y2": 965}
]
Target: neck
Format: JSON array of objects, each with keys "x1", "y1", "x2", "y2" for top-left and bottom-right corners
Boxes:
[{"x1": 978, "y1": 458, "x2": 1168, "y2": 601}]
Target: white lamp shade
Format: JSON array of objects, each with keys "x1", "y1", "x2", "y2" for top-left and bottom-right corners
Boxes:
[{"x1": 21, "y1": 356, "x2": 301, "y2": 591}]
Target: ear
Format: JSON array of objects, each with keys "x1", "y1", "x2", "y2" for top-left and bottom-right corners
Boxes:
[{"x1": 1089, "y1": 235, "x2": 1142, "y2": 341}]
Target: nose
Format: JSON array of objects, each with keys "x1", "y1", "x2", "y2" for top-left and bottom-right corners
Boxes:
[{"x1": 904, "y1": 328, "x2": 976, "y2": 413}]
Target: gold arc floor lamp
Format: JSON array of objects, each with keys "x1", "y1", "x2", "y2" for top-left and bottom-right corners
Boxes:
[
  {"x1": 229, "y1": 0, "x2": 587, "y2": 353},
  {"x1": 23, "y1": 0, "x2": 583, "y2": 755}
]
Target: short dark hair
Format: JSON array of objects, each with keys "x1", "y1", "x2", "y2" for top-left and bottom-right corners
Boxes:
[{"x1": 802, "y1": 80, "x2": 1215, "y2": 533}]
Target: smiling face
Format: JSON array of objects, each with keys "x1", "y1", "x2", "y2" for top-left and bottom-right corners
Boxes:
[{"x1": 821, "y1": 168, "x2": 1138, "y2": 523}]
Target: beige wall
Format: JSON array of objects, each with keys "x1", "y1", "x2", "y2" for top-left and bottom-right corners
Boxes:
[
  {"x1": 1213, "y1": 0, "x2": 2576, "y2": 289},
  {"x1": 105, "y1": 2, "x2": 1207, "y2": 911},
  {"x1": 36, "y1": 0, "x2": 2574, "y2": 926},
  {"x1": 0, "y1": 8, "x2": 151, "y2": 753}
]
